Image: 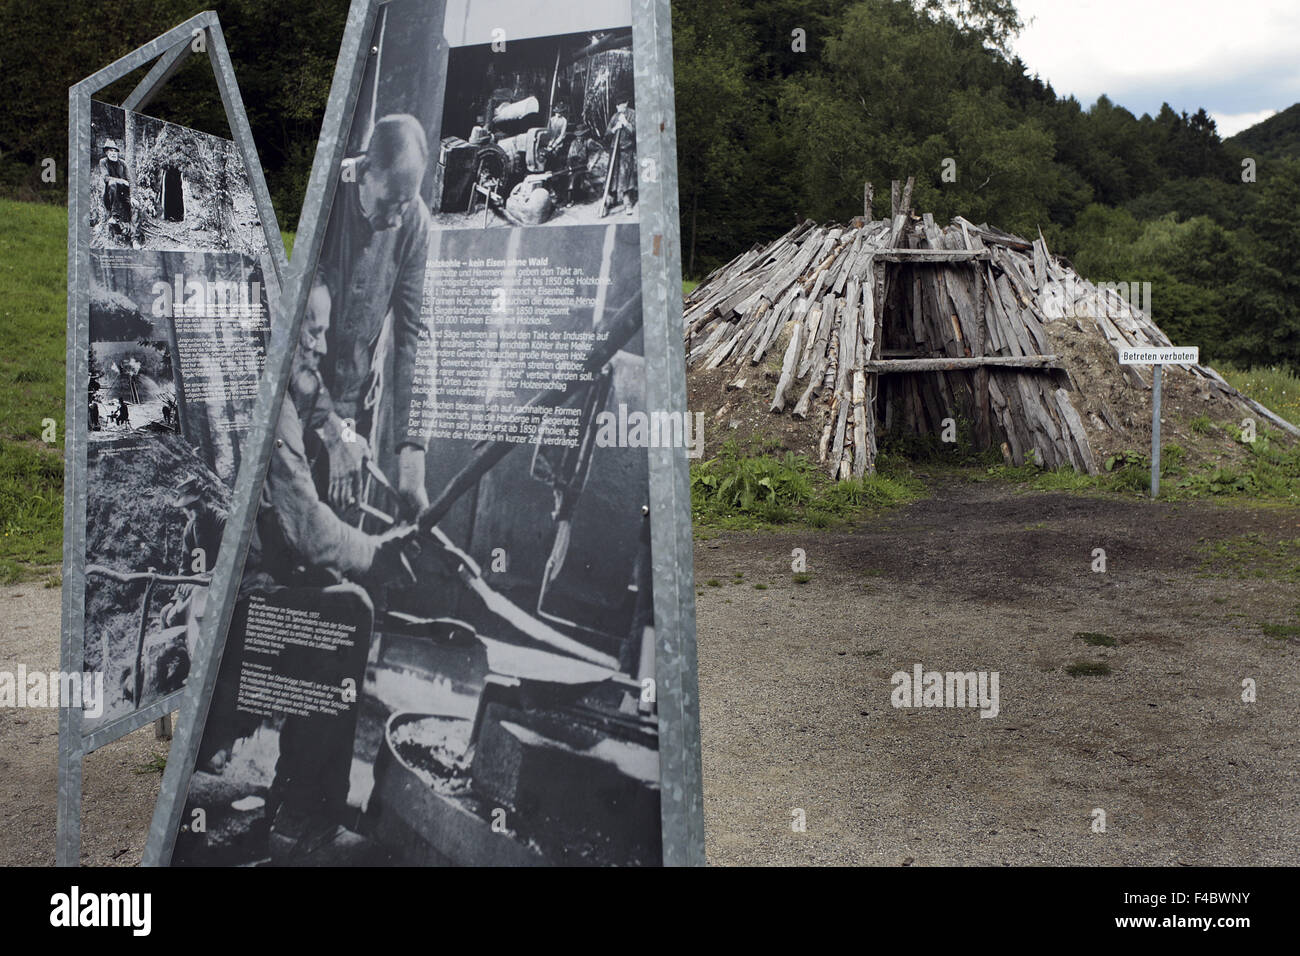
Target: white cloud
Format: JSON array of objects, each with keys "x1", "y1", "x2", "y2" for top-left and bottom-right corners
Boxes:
[
  {"x1": 1012, "y1": 0, "x2": 1300, "y2": 120},
  {"x1": 1211, "y1": 109, "x2": 1279, "y2": 137}
]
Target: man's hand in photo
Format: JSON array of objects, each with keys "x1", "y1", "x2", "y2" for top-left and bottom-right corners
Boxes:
[
  {"x1": 396, "y1": 444, "x2": 429, "y2": 519},
  {"x1": 324, "y1": 416, "x2": 367, "y2": 509}
]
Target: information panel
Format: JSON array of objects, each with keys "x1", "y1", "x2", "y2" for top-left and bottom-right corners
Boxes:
[
  {"x1": 61, "y1": 11, "x2": 288, "y2": 868},
  {"x1": 149, "y1": 0, "x2": 702, "y2": 866},
  {"x1": 83, "y1": 101, "x2": 273, "y2": 732}
]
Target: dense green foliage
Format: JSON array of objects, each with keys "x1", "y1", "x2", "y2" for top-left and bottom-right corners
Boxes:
[
  {"x1": 0, "y1": 0, "x2": 348, "y2": 229},
  {"x1": 1, "y1": 0, "x2": 1296, "y2": 370},
  {"x1": 1230, "y1": 104, "x2": 1300, "y2": 162}
]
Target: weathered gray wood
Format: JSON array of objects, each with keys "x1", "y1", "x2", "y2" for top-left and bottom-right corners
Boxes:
[
  {"x1": 874, "y1": 248, "x2": 992, "y2": 262},
  {"x1": 862, "y1": 355, "x2": 1061, "y2": 372},
  {"x1": 852, "y1": 369, "x2": 868, "y2": 477},
  {"x1": 770, "y1": 319, "x2": 804, "y2": 412},
  {"x1": 1054, "y1": 387, "x2": 1098, "y2": 474},
  {"x1": 898, "y1": 176, "x2": 914, "y2": 217}
]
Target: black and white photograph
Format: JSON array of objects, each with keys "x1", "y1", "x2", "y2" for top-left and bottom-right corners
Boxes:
[
  {"x1": 434, "y1": 27, "x2": 638, "y2": 228},
  {"x1": 89, "y1": 101, "x2": 264, "y2": 254},
  {"x1": 82, "y1": 248, "x2": 268, "y2": 728},
  {"x1": 173, "y1": 222, "x2": 659, "y2": 867},
  {"x1": 169, "y1": 0, "x2": 664, "y2": 867},
  {"x1": 88, "y1": 265, "x2": 180, "y2": 442}
]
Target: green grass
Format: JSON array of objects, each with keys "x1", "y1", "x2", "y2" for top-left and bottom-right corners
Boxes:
[
  {"x1": 132, "y1": 753, "x2": 168, "y2": 775},
  {"x1": 0, "y1": 199, "x2": 67, "y2": 582},
  {"x1": 683, "y1": 279, "x2": 700, "y2": 297},
  {"x1": 0, "y1": 439, "x2": 63, "y2": 583},
  {"x1": 1066, "y1": 661, "x2": 1112, "y2": 677},
  {"x1": 1075, "y1": 632, "x2": 1117, "y2": 647},
  {"x1": 691, "y1": 438, "x2": 923, "y2": 530},
  {"x1": 1260, "y1": 622, "x2": 1300, "y2": 640},
  {"x1": 0, "y1": 200, "x2": 67, "y2": 445},
  {"x1": 977, "y1": 431, "x2": 1300, "y2": 503},
  {"x1": 1198, "y1": 533, "x2": 1300, "y2": 582},
  {"x1": 1221, "y1": 364, "x2": 1300, "y2": 427}
]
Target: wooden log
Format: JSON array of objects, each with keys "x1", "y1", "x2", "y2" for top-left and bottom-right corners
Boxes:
[
  {"x1": 1053, "y1": 387, "x2": 1098, "y2": 474},
  {"x1": 852, "y1": 369, "x2": 869, "y2": 477},
  {"x1": 973, "y1": 264, "x2": 992, "y2": 448},
  {"x1": 888, "y1": 213, "x2": 909, "y2": 248},
  {"x1": 749, "y1": 286, "x2": 803, "y2": 363},
  {"x1": 818, "y1": 415, "x2": 833, "y2": 463},
  {"x1": 864, "y1": 181, "x2": 873, "y2": 220},
  {"x1": 954, "y1": 218, "x2": 1034, "y2": 251},
  {"x1": 862, "y1": 355, "x2": 1060, "y2": 372},
  {"x1": 703, "y1": 323, "x2": 748, "y2": 370},
  {"x1": 769, "y1": 320, "x2": 804, "y2": 412},
  {"x1": 900, "y1": 175, "x2": 915, "y2": 218},
  {"x1": 729, "y1": 298, "x2": 771, "y2": 364},
  {"x1": 795, "y1": 306, "x2": 823, "y2": 378},
  {"x1": 992, "y1": 274, "x2": 1033, "y2": 357},
  {"x1": 688, "y1": 319, "x2": 732, "y2": 366},
  {"x1": 829, "y1": 395, "x2": 850, "y2": 475},
  {"x1": 835, "y1": 281, "x2": 860, "y2": 395},
  {"x1": 794, "y1": 307, "x2": 835, "y2": 419},
  {"x1": 874, "y1": 248, "x2": 989, "y2": 262}
]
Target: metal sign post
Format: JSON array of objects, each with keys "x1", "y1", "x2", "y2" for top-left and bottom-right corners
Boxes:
[
  {"x1": 1119, "y1": 346, "x2": 1199, "y2": 499},
  {"x1": 60, "y1": 11, "x2": 285, "y2": 866}
]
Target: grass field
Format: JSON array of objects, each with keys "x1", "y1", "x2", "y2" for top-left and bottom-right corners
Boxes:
[
  {"x1": 1221, "y1": 365, "x2": 1300, "y2": 426},
  {"x1": 0, "y1": 200, "x2": 67, "y2": 582},
  {"x1": 1, "y1": 198, "x2": 1299, "y2": 579}
]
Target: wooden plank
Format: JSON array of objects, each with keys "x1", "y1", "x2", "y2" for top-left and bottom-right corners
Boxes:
[
  {"x1": 875, "y1": 249, "x2": 990, "y2": 262},
  {"x1": 862, "y1": 355, "x2": 1061, "y2": 373},
  {"x1": 769, "y1": 320, "x2": 804, "y2": 412},
  {"x1": 795, "y1": 306, "x2": 823, "y2": 379},
  {"x1": 852, "y1": 369, "x2": 869, "y2": 477},
  {"x1": 1053, "y1": 387, "x2": 1098, "y2": 474}
]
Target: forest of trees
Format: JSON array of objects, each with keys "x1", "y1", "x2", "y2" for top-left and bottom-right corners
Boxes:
[{"x1": 1, "y1": 0, "x2": 1296, "y2": 370}]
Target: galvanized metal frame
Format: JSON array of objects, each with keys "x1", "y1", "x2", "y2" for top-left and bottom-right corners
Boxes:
[
  {"x1": 59, "y1": 10, "x2": 287, "y2": 866},
  {"x1": 630, "y1": 0, "x2": 705, "y2": 866},
  {"x1": 145, "y1": 0, "x2": 704, "y2": 866}
]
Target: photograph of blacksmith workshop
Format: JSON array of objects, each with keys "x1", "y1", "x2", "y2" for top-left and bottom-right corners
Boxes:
[{"x1": 433, "y1": 27, "x2": 639, "y2": 228}]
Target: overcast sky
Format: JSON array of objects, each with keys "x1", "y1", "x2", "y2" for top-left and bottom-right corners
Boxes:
[{"x1": 1011, "y1": 0, "x2": 1300, "y2": 136}]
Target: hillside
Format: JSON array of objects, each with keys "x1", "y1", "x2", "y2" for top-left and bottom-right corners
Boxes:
[{"x1": 1229, "y1": 103, "x2": 1300, "y2": 161}]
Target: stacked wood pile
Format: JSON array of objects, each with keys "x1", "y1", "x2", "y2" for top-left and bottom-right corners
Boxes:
[{"x1": 684, "y1": 209, "x2": 1298, "y2": 479}]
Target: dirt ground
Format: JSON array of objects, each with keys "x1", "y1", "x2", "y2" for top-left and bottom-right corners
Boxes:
[
  {"x1": 2, "y1": 478, "x2": 1298, "y2": 866},
  {"x1": 697, "y1": 478, "x2": 1300, "y2": 865}
]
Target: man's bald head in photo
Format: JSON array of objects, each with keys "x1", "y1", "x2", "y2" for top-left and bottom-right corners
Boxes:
[{"x1": 358, "y1": 114, "x2": 429, "y2": 231}]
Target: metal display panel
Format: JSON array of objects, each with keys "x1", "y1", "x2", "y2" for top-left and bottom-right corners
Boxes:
[
  {"x1": 60, "y1": 11, "x2": 287, "y2": 866},
  {"x1": 147, "y1": 0, "x2": 702, "y2": 866}
]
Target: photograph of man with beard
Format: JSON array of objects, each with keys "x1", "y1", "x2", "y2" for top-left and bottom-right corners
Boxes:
[
  {"x1": 179, "y1": 281, "x2": 419, "y2": 867},
  {"x1": 307, "y1": 113, "x2": 434, "y2": 522}
]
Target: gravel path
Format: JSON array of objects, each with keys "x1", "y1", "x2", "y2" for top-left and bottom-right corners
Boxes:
[{"x1": 3, "y1": 479, "x2": 1297, "y2": 865}]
